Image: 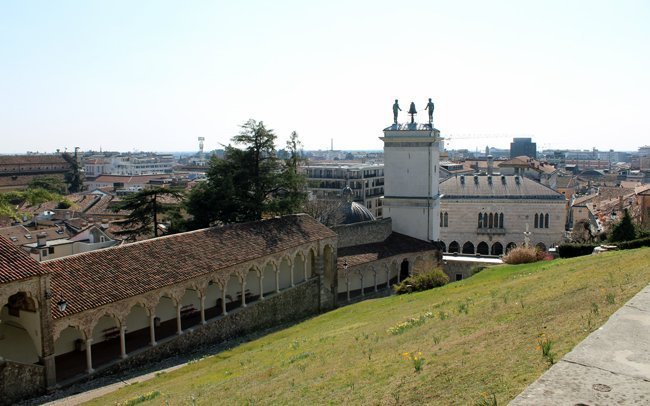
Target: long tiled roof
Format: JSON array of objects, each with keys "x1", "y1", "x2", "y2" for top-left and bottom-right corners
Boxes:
[
  {"x1": 440, "y1": 175, "x2": 565, "y2": 200},
  {"x1": 44, "y1": 214, "x2": 336, "y2": 318},
  {"x1": 0, "y1": 236, "x2": 46, "y2": 284},
  {"x1": 337, "y1": 233, "x2": 437, "y2": 269}
]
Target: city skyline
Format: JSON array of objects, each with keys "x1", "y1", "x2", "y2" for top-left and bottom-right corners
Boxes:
[{"x1": 1, "y1": 1, "x2": 649, "y2": 154}]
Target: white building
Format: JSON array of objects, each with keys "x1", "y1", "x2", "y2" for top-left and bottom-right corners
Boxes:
[
  {"x1": 380, "y1": 119, "x2": 442, "y2": 242},
  {"x1": 302, "y1": 163, "x2": 385, "y2": 218},
  {"x1": 83, "y1": 153, "x2": 175, "y2": 177}
]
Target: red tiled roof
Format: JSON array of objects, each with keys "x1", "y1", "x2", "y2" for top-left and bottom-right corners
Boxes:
[
  {"x1": 0, "y1": 155, "x2": 69, "y2": 165},
  {"x1": 0, "y1": 236, "x2": 46, "y2": 284},
  {"x1": 337, "y1": 233, "x2": 437, "y2": 269},
  {"x1": 44, "y1": 214, "x2": 336, "y2": 318}
]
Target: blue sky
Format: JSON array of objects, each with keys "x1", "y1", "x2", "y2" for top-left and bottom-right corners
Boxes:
[{"x1": 1, "y1": 0, "x2": 648, "y2": 154}]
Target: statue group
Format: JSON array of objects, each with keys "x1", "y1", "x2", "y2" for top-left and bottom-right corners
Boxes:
[{"x1": 393, "y1": 98, "x2": 434, "y2": 124}]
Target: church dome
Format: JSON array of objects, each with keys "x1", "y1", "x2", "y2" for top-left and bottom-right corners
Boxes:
[
  {"x1": 337, "y1": 185, "x2": 376, "y2": 224},
  {"x1": 341, "y1": 201, "x2": 376, "y2": 224}
]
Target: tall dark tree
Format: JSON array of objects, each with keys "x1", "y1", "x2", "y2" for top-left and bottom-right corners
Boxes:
[
  {"x1": 610, "y1": 209, "x2": 636, "y2": 242},
  {"x1": 62, "y1": 150, "x2": 84, "y2": 193},
  {"x1": 114, "y1": 187, "x2": 184, "y2": 239},
  {"x1": 186, "y1": 120, "x2": 307, "y2": 227}
]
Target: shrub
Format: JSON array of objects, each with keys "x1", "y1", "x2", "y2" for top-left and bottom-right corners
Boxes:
[
  {"x1": 502, "y1": 246, "x2": 538, "y2": 264},
  {"x1": 616, "y1": 237, "x2": 650, "y2": 250},
  {"x1": 557, "y1": 243, "x2": 597, "y2": 258},
  {"x1": 57, "y1": 198, "x2": 72, "y2": 209},
  {"x1": 394, "y1": 269, "x2": 448, "y2": 294}
]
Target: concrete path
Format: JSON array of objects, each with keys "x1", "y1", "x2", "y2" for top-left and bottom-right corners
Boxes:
[
  {"x1": 42, "y1": 363, "x2": 186, "y2": 406},
  {"x1": 511, "y1": 284, "x2": 650, "y2": 405}
]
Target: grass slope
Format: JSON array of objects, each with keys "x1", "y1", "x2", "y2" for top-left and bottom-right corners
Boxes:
[{"x1": 87, "y1": 248, "x2": 650, "y2": 405}]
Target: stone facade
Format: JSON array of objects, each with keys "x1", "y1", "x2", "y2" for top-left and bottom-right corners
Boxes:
[
  {"x1": 439, "y1": 175, "x2": 567, "y2": 254},
  {"x1": 0, "y1": 360, "x2": 45, "y2": 406}
]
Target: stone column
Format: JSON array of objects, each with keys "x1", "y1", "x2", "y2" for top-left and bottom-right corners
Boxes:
[
  {"x1": 241, "y1": 277, "x2": 247, "y2": 307},
  {"x1": 386, "y1": 269, "x2": 391, "y2": 289},
  {"x1": 374, "y1": 271, "x2": 378, "y2": 292},
  {"x1": 40, "y1": 276, "x2": 57, "y2": 388},
  {"x1": 221, "y1": 288, "x2": 228, "y2": 316},
  {"x1": 149, "y1": 314, "x2": 157, "y2": 346},
  {"x1": 346, "y1": 277, "x2": 350, "y2": 302},
  {"x1": 290, "y1": 261, "x2": 295, "y2": 287},
  {"x1": 275, "y1": 267, "x2": 280, "y2": 293},
  {"x1": 397, "y1": 267, "x2": 401, "y2": 284},
  {"x1": 85, "y1": 338, "x2": 94, "y2": 374},
  {"x1": 176, "y1": 304, "x2": 182, "y2": 335},
  {"x1": 259, "y1": 274, "x2": 265, "y2": 300},
  {"x1": 119, "y1": 327, "x2": 127, "y2": 359},
  {"x1": 200, "y1": 295, "x2": 206, "y2": 324},
  {"x1": 360, "y1": 273, "x2": 365, "y2": 297},
  {"x1": 303, "y1": 255, "x2": 308, "y2": 281}
]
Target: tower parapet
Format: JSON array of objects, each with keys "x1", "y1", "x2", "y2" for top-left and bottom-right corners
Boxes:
[{"x1": 380, "y1": 99, "x2": 442, "y2": 242}]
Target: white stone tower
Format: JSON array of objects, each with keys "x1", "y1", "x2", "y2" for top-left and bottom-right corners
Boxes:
[{"x1": 380, "y1": 99, "x2": 441, "y2": 242}]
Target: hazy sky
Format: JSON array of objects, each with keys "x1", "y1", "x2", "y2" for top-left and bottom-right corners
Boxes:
[{"x1": 1, "y1": 1, "x2": 649, "y2": 154}]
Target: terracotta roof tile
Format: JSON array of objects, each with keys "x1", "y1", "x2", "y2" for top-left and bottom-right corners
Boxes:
[
  {"x1": 44, "y1": 214, "x2": 336, "y2": 318},
  {"x1": 0, "y1": 236, "x2": 46, "y2": 284},
  {"x1": 337, "y1": 233, "x2": 437, "y2": 269}
]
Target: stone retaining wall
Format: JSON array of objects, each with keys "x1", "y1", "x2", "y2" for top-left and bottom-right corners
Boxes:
[
  {"x1": 0, "y1": 359, "x2": 45, "y2": 406},
  {"x1": 94, "y1": 277, "x2": 321, "y2": 378}
]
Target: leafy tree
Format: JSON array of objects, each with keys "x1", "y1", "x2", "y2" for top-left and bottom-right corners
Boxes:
[
  {"x1": 186, "y1": 120, "x2": 307, "y2": 227},
  {"x1": 114, "y1": 187, "x2": 184, "y2": 239},
  {"x1": 29, "y1": 176, "x2": 67, "y2": 194},
  {"x1": 610, "y1": 209, "x2": 636, "y2": 242}
]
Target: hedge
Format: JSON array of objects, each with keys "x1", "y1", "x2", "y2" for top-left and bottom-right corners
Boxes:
[
  {"x1": 558, "y1": 243, "x2": 598, "y2": 258},
  {"x1": 616, "y1": 237, "x2": 650, "y2": 250}
]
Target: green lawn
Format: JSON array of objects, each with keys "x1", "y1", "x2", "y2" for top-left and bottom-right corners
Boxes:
[{"x1": 87, "y1": 248, "x2": 650, "y2": 405}]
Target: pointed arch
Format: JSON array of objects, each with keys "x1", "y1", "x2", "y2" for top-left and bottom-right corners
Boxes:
[
  {"x1": 462, "y1": 241, "x2": 475, "y2": 254},
  {"x1": 477, "y1": 241, "x2": 489, "y2": 255},
  {"x1": 491, "y1": 242, "x2": 504, "y2": 256}
]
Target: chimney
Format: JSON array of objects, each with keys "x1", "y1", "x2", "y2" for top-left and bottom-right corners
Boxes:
[
  {"x1": 36, "y1": 233, "x2": 47, "y2": 247},
  {"x1": 487, "y1": 155, "x2": 494, "y2": 175}
]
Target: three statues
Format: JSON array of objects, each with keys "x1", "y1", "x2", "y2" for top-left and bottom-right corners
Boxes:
[{"x1": 392, "y1": 98, "x2": 434, "y2": 124}]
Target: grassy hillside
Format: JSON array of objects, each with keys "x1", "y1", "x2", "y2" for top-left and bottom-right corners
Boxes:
[{"x1": 87, "y1": 248, "x2": 650, "y2": 405}]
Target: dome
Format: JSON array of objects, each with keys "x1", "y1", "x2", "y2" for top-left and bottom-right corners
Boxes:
[
  {"x1": 332, "y1": 185, "x2": 376, "y2": 225},
  {"x1": 340, "y1": 201, "x2": 376, "y2": 224}
]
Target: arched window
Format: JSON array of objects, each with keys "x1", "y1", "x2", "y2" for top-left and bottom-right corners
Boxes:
[
  {"x1": 499, "y1": 213, "x2": 504, "y2": 228},
  {"x1": 449, "y1": 241, "x2": 460, "y2": 253},
  {"x1": 544, "y1": 213, "x2": 549, "y2": 228},
  {"x1": 488, "y1": 213, "x2": 493, "y2": 228},
  {"x1": 477, "y1": 241, "x2": 489, "y2": 255},
  {"x1": 478, "y1": 213, "x2": 483, "y2": 228},
  {"x1": 534, "y1": 213, "x2": 539, "y2": 228},
  {"x1": 483, "y1": 212, "x2": 488, "y2": 228},
  {"x1": 462, "y1": 241, "x2": 475, "y2": 254},
  {"x1": 440, "y1": 212, "x2": 444, "y2": 227},
  {"x1": 439, "y1": 241, "x2": 447, "y2": 252},
  {"x1": 444, "y1": 212, "x2": 448, "y2": 227},
  {"x1": 491, "y1": 242, "x2": 504, "y2": 256}
]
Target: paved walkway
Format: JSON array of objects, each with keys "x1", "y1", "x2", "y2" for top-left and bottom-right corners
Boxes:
[
  {"x1": 43, "y1": 364, "x2": 186, "y2": 406},
  {"x1": 512, "y1": 284, "x2": 650, "y2": 405}
]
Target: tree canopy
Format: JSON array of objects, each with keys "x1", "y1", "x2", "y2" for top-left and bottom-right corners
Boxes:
[
  {"x1": 186, "y1": 120, "x2": 307, "y2": 228},
  {"x1": 609, "y1": 209, "x2": 637, "y2": 242},
  {"x1": 114, "y1": 187, "x2": 184, "y2": 240}
]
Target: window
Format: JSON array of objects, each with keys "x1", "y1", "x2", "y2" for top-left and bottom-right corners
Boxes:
[
  {"x1": 478, "y1": 213, "x2": 483, "y2": 228},
  {"x1": 545, "y1": 213, "x2": 549, "y2": 228},
  {"x1": 499, "y1": 213, "x2": 504, "y2": 228},
  {"x1": 444, "y1": 212, "x2": 448, "y2": 227},
  {"x1": 534, "y1": 213, "x2": 539, "y2": 228}
]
